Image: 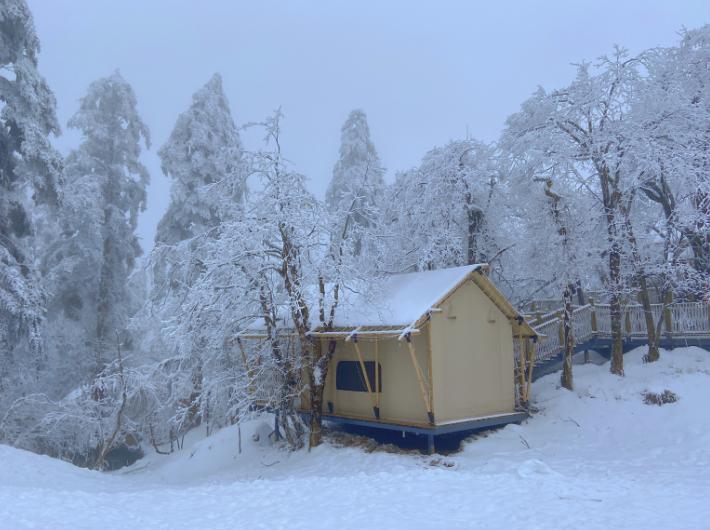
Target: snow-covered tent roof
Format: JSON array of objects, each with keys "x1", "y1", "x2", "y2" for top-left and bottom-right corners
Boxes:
[
  {"x1": 240, "y1": 264, "x2": 536, "y2": 340},
  {"x1": 331, "y1": 264, "x2": 483, "y2": 328}
]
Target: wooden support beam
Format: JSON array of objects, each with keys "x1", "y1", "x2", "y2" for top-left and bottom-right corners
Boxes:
[
  {"x1": 517, "y1": 337, "x2": 526, "y2": 406},
  {"x1": 426, "y1": 324, "x2": 434, "y2": 419},
  {"x1": 374, "y1": 339, "x2": 380, "y2": 417},
  {"x1": 352, "y1": 338, "x2": 378, "y2": 419},
  {"x1": 426, "y1": 433, "x2": 435, "y2": 455},
  {"x1": 236, "y1": 337, "x2": 255, "y2": 396},
  {"x1": 236, "y1": 337, "x2": 249, "y2": 372},
  {"x1": 405, "y1": 334, "x2": 434, "y2": 424},
  {"x1": 525, "y1": 339, "x2": 536, "y2": 403}
]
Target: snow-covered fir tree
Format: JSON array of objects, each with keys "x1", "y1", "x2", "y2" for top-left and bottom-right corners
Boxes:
[
  {"x1": 0, "y1": 0, "x2": 63, "y2": 404},
  {"x1": 47, "y1": 72, "x2": 150, "y2": 373},
  {"x1": 133, "y1": 74, "x2": 246, "y2": 434},
  {"x1": 326, "y1": 110, "x2": 385, "y2": 255},
  {"x1": 156, "y1": 73, "x2": 245, "y2": 245}
]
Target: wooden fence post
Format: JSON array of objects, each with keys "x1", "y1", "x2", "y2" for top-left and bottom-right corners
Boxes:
[{"x1": 590, "y1": 298, "x2": 597, "y2": 332}]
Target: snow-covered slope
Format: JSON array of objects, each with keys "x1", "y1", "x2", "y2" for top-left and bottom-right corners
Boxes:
[{"x1": 2, "y1": 347, "x2": 709, "y2": 530}]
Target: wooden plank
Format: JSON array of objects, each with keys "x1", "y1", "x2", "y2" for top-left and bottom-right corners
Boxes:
[
  {"x1": 517, "y1": 337, "x2": 526, "y2": 405},
  {"x1": 525, "y1": 339, "x2": 536, "y2": 402},
  {"x1": 426, "y1": 322, "x2": 435, "y2": 418},
  {"x1": 352, "y1": 339, "x2": 377, "y2": 417},
  {"x1": 406, "y1": 335, "x2": 434, "y2": 423},
  {"x1": 236, "y1": 337, "x2": 249, "y2": 372},
  {"x1": 374, "y1": 340, "x2": 380, "y2": 412}
]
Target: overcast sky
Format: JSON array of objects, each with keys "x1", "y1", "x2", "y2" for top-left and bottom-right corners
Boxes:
[{"x1": 28, "y1": 0, "x2": 709, "y2": 251}]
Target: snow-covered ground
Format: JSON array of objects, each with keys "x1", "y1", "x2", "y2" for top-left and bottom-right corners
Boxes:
[{"x1": 2, "y1": 347, "x2": 709, "y2": 530}]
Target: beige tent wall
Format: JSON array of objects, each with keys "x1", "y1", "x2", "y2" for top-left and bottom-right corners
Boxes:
[
  {"x1": 430, "y1": 279, "x2": 515, "y2": 423},
  {"x1": 320, "y1": 331, "x2": 432, "y2": 425}
]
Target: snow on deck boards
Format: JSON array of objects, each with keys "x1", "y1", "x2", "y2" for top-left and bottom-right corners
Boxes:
[{"x1": 436, "y1": 412, "x2": 523, "y2": 426}]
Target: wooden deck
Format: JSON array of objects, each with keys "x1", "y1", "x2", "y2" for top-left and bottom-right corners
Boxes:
[{"x1": 520, "y1": 301, "x2": 710, "y2": 379}]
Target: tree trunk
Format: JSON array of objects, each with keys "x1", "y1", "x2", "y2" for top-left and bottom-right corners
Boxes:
[
  {"x1": 609, "y1": 242, "x2": 624, "y2": 376},
  {"x1": 467, "y1": 207, "x2": 483, "y2": 265},
  {"x1": 622, "y1": 204, "x2": 660, "y2": 363},
  {"x1": 92, "y1": 332, "x2": 127, "y2": 470},
  {"x1": 561, "y1": 284, "x2": 574, "y2": 390},
  {"x1": 308, "y1": 339, "x2": 336, "y2": 449},
  {"x1": 638, "y1": 275, "x2": 660, "y2": 363}
]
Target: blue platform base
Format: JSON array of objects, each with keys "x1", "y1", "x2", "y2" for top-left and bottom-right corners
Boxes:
[{"x1": 301, "y1": 411, "x2": 528, "y2": 454}]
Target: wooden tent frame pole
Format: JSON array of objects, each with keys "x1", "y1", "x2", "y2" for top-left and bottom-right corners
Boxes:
[
  {"x1": 353, "y1": 339, "x2": 378, "y2": 419},
  {"x1": 236, "y1": 337, "x2": 249, "y2": 372},
  {"x1": 525, "y1": 339, "x2": 536, "y2": 403},
  {"x1": 517, "y1": 337, "x2": 526, "y2": 405},
  {"x1": 374, "y1": 340, "x2": 380, "y2": 413},
  {"x1": 236, "y1": 337, "x2": 255, "y2": 397},
  {"x1": 426, "y1": 324, "x2": 434, "y2": 416},
  {"x1": 405, "y1": 334, "x2": 434, "y2": 424}
]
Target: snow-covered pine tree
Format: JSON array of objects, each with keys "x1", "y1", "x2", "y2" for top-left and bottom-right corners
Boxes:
[
  {"x1": 326, "y1": 110, "x2": 385, "y2": 255},
  {"x1": 0, "y1": 0, "x2": 63, "y2": 395},
  {"x1": 59, "y1": 72, "x2": 150, "y2": 370},
  {"x1": 156, "y1": 73, "x2": 245, "y2": 245},
  {"x1": 134, "y1": 74, "x2": 246, "y2": 433}
]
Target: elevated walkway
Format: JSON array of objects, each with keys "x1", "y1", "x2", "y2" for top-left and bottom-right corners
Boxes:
[{"x1": 520, "y1": 301, "x2": 710, "y2": 380}]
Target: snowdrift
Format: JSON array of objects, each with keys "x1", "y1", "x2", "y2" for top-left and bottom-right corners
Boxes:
[{"x1": 1, "y1": 347, "x2": 709, "y2": 529}]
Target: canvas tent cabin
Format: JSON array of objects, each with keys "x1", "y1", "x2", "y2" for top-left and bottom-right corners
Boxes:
[{"x1": 241, "y1": 264, "x2": 537, "y2": 452}]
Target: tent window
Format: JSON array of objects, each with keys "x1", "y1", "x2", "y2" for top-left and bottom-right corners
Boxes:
[{"x1": 336, "y1": 361, "x2": 382, "y2": 392}]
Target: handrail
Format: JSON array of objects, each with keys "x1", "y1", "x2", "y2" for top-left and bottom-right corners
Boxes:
[{"x1": 525, "y1": 300, "x2": 710, "y2": 364}]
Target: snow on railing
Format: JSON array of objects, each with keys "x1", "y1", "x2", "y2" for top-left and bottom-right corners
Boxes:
[
  {"x1": 593, "y1": 304, "x2": 612, "y2": 334},
  {"x1": 571, "y1": 304, "x2": 594, "y2": 344},
  {"x1": 524, "y1": 301, "x2": 710, "y2": 366},
  {"x1": 526, "y1": 305, "x2": 595, "y2": 364},
  {"x1": 671, "y1": 302, "x2": 709, "y2": 334},
  {"x1": 251, "y1": 367, "x2": 285, "y2": 407},
  {"x1": 519, "y1": 299, "x2": 565, "y2": 314},
  {"x1": 531, "y1": 317, "x2": 562, "y2": 362}
]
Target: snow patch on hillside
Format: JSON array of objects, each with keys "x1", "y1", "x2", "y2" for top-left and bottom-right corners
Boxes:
[{"x1": 2, "y1": 347, "x2": 709, "y2": 529}]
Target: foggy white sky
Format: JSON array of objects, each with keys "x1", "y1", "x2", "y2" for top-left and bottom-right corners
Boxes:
[{"x1": 28, "y1": 0, "x2": 709, "y2": 251}]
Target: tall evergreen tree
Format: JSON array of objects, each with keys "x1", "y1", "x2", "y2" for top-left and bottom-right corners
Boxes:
[
  {"x1": 156, "y1": 73, "x2": 244, "y2": 245},
  {"x1": 326, "y1": 110, "x2": 385, "y2": 254},
  {"x1": 55, "y1": 72, "x2": 150, "y2": 369},
  {"x1": 137, "y1": 74, "x2": 244, "y2": 412},
  {"x1": 0, "y1": 0, "x2": 63, "y2": 379}
]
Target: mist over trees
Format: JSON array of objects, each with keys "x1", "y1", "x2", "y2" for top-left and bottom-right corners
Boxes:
[{"x1": 1, "y1": 0, "x2": 709, "y2": 467}]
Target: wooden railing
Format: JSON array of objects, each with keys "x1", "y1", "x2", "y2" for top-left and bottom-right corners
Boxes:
[{"x1": 521, "y1": 301, "x2": 710, "y2": 364}]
